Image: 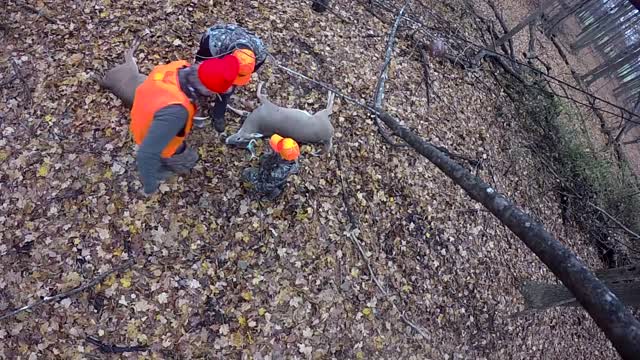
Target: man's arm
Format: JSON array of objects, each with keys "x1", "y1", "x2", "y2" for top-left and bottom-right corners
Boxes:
[{"x1": 137, "y1": 104, "x2": 188, "y2": 194}]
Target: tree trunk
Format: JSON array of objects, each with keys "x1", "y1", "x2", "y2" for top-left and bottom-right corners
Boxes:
[
  {"x1": 521, "y1": 281, "x2": 640, "y2": 309},
  {"x1": 520, "y1": 263, "x2": 640, "y2": 310},
  {"x1": 573, "y1": 0, "x2": 629, "y2": 50},
  {"x1": 584, "y1": 45, "x2": 640, "y2": 86},
  {"x1": 544, "y1": 0, "x2": 591, "y2": 34},
  {"x1": 376, "y1": 111, "x2": 640, "y2": 358},
  {"x1": 589, "y1": 11, "x2": 640, "y2": 49},
  {"x1": 599, "y1": 42, "x2": 640, "y2": 69}
]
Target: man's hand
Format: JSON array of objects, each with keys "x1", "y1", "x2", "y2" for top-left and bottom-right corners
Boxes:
[{"x1": 142, "y1": 178, "x2": 159, "y2": 196}]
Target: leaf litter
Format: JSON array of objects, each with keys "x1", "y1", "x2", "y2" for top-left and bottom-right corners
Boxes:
[{"x1": 0, "y1": 0, "x2": 618, "y2": 359}]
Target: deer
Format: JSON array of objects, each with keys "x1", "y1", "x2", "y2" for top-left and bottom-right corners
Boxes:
[{"x1": 225, "y1": 81, "x2": 335, "y2": 156}]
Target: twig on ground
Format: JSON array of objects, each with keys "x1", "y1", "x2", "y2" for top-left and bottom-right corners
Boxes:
[
  {"x1": 0, "y1": 260, "x2": 134, "y2": 321},
  {"x1": 17, "y1": 1, "x2": 58, "y2": 24},
  {"x1": 586, "y1": 201, "x2": 640, "y2": 241},
  {"x1": 337, "y1": 148, "x2": 429, "y2": 340},
  {"x1": 418, "y1": 46, "x2": 431, "y2": 108},
  {"x1": 527, "y1": 22, "x2": 537, "y2": 59},
  {"x1": 474, "y1": 49, "x2": 525, "y2": 83},
  {"x1": 486, "y1": 0, "x2": 515, "y2": 59},
  {"x1": 0, "y1": 75, "x2": 17, "y2": 87},
  {"x1": 372, "y1": 0, "x2": 411, "y2": 147},
  {"x1": 10, "y1": 58, "x2": 32, "y2": 108},
  {"x1": 336, "y1": 151, "x2": 359, "y2": 228},
  {"x1": 85, "y1": 336, "x2": 149, "y2": 354}
]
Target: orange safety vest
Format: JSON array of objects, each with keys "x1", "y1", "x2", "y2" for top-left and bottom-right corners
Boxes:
[{"x1": 130, "y1": 61, "x2": 196, "y2": 158}]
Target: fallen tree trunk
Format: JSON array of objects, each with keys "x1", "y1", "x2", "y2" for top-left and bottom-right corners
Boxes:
[
  {"x1": 376, "y1": 111, "x2": 640, "y2": 359},
  {"x1": 521, "y1": 264, "x2": 640, "y2": 310}
]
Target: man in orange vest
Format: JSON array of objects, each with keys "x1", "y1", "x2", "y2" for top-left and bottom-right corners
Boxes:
[
  {"x1": 130, "y1": 54, "x2": 241, "y2": 195},
  {"x1": 242, "y1": 134, "x2": 301, "y2": 200}
]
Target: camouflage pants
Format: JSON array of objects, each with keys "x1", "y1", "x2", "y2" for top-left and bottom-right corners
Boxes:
[{"x1": 242, "y1": 153, "x2": 299, "y2": 200}]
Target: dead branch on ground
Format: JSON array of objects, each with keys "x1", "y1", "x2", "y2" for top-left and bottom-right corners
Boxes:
[
  {"x1": 10, "y1": 58, "x2": 32, "y2": 108},
  {"x1": 17, "y1": 1, "x2": 58, "y2": 24},
  {"x1": 527, "y1": 22, "x2": 537, "y2": 59},
  {"x1": 336, "y1": 148, "x2": 430, "y2": 341},
  {"x1": 372, "y1": 0, "x2": 411, "y2": 147},
  {"x1": 271, "y1": 57, "x2": 480, "y2": 167},
  {"x1": 0, "y1": 260, "x2": 134, "y2": 321},
  {"x1": 485, "y1": 0, "x2": 515, "y2": 59},
  {"x1": 418, "y1": 47, "x2": 431, "y2": 108},
  {"x1": 85, "y1": 336, "x2": 149, "y2": 354}
]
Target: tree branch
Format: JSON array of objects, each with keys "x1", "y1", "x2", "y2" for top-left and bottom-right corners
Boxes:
[
  {"x1": 372, "y1": 0, "x2": 411, "y2": 147},
  {"x1": 485, "y1": 0, "x2": 515, "y2": 59},
  {"x1": 0, "y1": 260, "x2": 134, "y2": 321},
  {"x1": 418, "y1": 46, "x2": 431, "y2": 108},
  {"x1": 375, "y1": 110, "x2": 640, "y2": 359},
  {"x1": 85, "y1": 336, "x2": 149, "y2": 354}
]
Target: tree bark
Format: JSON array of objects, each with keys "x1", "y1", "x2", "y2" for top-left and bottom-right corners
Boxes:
[
  {"x1": 521, "y1": 281, "x2": 640, "y2": 309},
  {"x1": 584, "y1": 45, "x2": 640, "y2": 86},
  {"x1": 573, "y1": 1, "x2": 634, "y2": 50},
  {"x1": 376, "y1": 111, "x2": 640, "y2": 359},
  {"x1": 582, "y1": 42, "x2": 640, "y2": 80},
  {"x1": 521, "y1": 263, "x2": 640, "y2": 310}
]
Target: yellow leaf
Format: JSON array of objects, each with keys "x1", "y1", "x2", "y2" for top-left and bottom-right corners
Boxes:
[
  {"x1": 44, "y1": 114, "x2": 55, "y2": 125},
  {"x1": 195, "y1": 224, "x2": 205, "y2": 235},
  {"x1": 103, "y1": 274, "x2": 116, "y2": 287},
  {"x1": 241, "y1": 291, "x2": 253, "y2": 301},
  {"x1": 356, "y1": 351, "x2": 365, "y2": 360},
  {"x1": 126, "y1": 321, "x2": 139, "y2": 339},
  {"x1": 181, "y1": 229, "x2": 189, "y2": 238},
  {"x1": 362, "y1": 308, "x2": 372, "y2": 316},
  {"x1": 112, "y1": 248, "x2": 123, "y2": 257},
  {"x1": 351, "y1": 267, "x2": 360, "y2": 277},
  {"x1": 103, "y1": 169, "x2": 113, "y2": 179},
  {"x1": 238, "y1": 315, "x2": 247, "y2": 327},
  {"x1": 129, "y1": 224, "x2": 139, "y2": 235},
  {"x1": 37, "y1": 163, "x2": 49, "y2": 177},
  {"x1": 230, "y1": 332, "x2": 244, "y2": 348},
  {"x1": 374, "y1": 336, "x2": 384, "y2": 351},
  {"x1": 401, "y1": 285, "x2": 412, "y2": 293},
  {"x1": 258, "y1": 308, "x2": 267, "y2": 316},
  {"x1": 0, "y1": 150, "x2": 8, "y2": 162},
  {"x1": 120, "y1": 272, "x2": 132, "y2": 288}
]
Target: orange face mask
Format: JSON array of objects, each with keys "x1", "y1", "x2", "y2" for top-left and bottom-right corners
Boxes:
[{"x1": 232, "y1": 49, "x2": 256, "y2": 86}]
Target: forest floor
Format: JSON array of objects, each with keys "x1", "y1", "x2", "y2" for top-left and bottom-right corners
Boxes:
[{"x1": 0, "y1": 0, "x2": 623, "y2": 359}]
